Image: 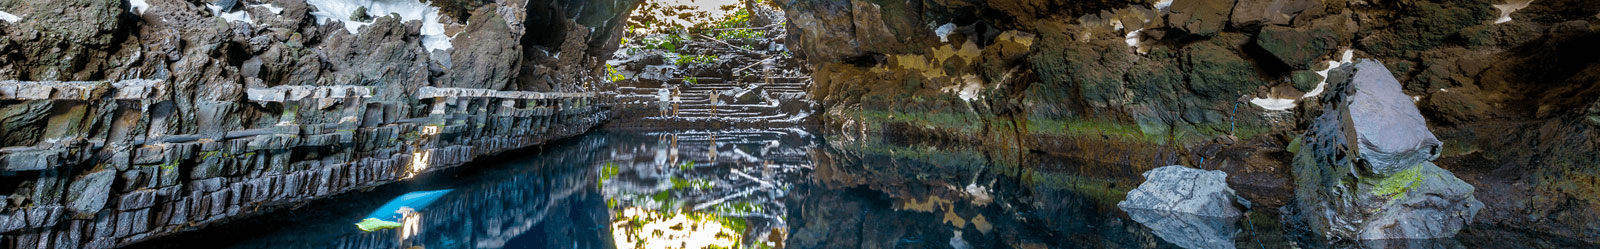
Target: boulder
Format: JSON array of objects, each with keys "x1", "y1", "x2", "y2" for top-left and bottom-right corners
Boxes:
[
  {"x1": 1291, "y1": 59, "x2": 1482, "y2": 241},
  {"x1": 1256, "y1": 25, "x2": 1338, "y2": 69},
  {"x1": 1166, "y1": 0, "x2": 1236, "y2": 36},
  {"x1": 1119, "y1": 165, "x2": 1248, "y2": 249},
  {"x1": 1229, "y1": 0, "x2": 1319, "y2": 27},
  {"x1": 1118, "y1": 165, "x2": 1247, "y2": 217}
]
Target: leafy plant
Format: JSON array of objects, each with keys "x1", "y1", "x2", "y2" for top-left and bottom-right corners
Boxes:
[
  {"x1": 606, "y1": 64, "x2": 626, "y2": 82},
  {"x1": 676, "y1": 55, "x2": 718, "y2": 66}
]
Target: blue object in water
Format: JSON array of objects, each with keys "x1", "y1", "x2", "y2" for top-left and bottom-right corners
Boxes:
[{"x1": 355, "y1": 189, "x2": 454, "y2": 232}]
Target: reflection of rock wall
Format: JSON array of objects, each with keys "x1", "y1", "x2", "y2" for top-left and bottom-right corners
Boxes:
[
  {"x1": 0, "y1": 0, "x2": 637, "y2": 248},
  {"x1": 304, "y1": 136, "x2": 612, "y2": 249},
  {"x1": 778, "y1": 0, "x2": 1600, "y2": 242},
  {"x1": 796, "y1": 140, "x2": 1162, "y2": 248}
]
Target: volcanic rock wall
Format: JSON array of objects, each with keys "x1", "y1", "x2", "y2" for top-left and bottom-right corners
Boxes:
[
  {"x1": 775, "y1": 0, "x2": 1600, "y2": 243},
  {"x1": 0, "y1": 0, "x2": 638, "y2": 248}
]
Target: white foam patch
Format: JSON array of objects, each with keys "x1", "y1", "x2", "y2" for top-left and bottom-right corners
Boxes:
[
  {"x1": 306, "y1": 0, "x2": 453, "y2": 53},
  {"x1": 1120, "y1": 28, "x2": 1145, "y2": 53},
  {"x1": 1301, "y1": 49, "x2": 1355, "y2": 99},
  {"x1": 252, "y1": 3, "x2": 285, "y2": 14},
  {"x1": 129, "y1": 0, "x2": 151, "y2": 14},
  {"x1": 1154, "y1": 0, "x2": 1174, "y2": 11},
  {"x1": 1493, "y1": 0, "x2": 1534, "y2": 24},
  {"x1": 935, "y1": 23, "x2": 955, "y2": 43},
  {"x1": 207, "y1": 4, "x2": 253, "y2": 24},
  {"x1": 0, "y1": 10, "x2": 20, "y2": 23},
  {"x1": 1249, "y1": 97, "x2": 1297, "y2": 111},
  {"x1": 943, "y1": 74, "x2": 984, "y2": 102},
  {"x1": 1252, "y1": 49, "x2": 1357, "y2": 111}
]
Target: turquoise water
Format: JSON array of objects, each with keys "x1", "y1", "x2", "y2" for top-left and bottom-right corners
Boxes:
[{"x1": 126, "y1": 130, "x2": 1594, "y2": 249}]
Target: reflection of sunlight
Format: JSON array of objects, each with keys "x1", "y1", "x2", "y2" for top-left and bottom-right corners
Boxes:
[
  {"x1": 612, "y1": 207, "x2": 740, "y2": 249},
  {"x1": 399, "y1": 207, "x2": 423, "y2": 241}
]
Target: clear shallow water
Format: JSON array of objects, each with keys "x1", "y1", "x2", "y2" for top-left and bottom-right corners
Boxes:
[{"x1": 128, "y1": 130, "x2": 1594, "y2": 249}]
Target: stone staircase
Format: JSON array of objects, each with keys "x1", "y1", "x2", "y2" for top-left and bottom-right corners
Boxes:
[{"x1": 608, "y1": 75, "x2": 814, "y2": 129}]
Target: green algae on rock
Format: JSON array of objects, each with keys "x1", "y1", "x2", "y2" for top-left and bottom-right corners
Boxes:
[{"x1": 1290, "y1": 59, "x2": 1481, "y2": 241}]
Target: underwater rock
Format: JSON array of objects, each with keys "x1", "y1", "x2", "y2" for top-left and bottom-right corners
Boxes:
[
  {"x1": 1292, "y1": 59, "x2": 1482, "y2": 241},
  {"x1": 1123, "y1": 209, "x2": 1240, "y2": 249},
  {"x1": 1119, "y1": 165, "x2": 1248, "y2": 249}
]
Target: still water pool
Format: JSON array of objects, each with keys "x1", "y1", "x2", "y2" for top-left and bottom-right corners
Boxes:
[{"x1": 127, "y1": 130, "x2": 1592, "y2": 249}]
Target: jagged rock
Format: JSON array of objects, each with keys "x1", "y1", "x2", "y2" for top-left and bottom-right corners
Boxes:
[
  {"x1": 66, "y1": 170, "x2": 116, "y2": 217},
  {"x1": 1118, "y1": 165, "x2": 1248, "y2": 217},
  {"x1": 1256, "y1": 25, "x2": 1338, "y2": 69},
  {"x1": 1166, "y1": 0, "x2": 1236, "y2": 36},
  {"x1": 1292, "y1": 59, "x2": 1482, "y2": 241},
  {"x1": 1229, "y1": 0, "x2": 1319, "y2": 27}
]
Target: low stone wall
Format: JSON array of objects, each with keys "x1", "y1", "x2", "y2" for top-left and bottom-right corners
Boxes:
[{"x1": 0, "y1": 80, "x2": 610, "y2": 249}]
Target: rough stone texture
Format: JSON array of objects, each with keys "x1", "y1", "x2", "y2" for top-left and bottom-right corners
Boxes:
[
  {"x1": 1291, "y1": 60, "x2": 1482, "y2": 241},
  {"x1": 1166, "y1": 0, "x2": 1237, "y2": 36},
  {"x1": 1122, "y1": 209, "x2": 1240, "y2": 249},
  {"x1": 1118, "y1": 165, "x2": 1247, "y2": 217},
  {"x1": 1256, "y1": 24, "x2": 1339, "y2": 69},
  {"x1": 0, "y1": 0, "x2": 637, "y2": 248},
  {"x1": 1229, "y1": 0, "x2": 1320, "y2": 27}
]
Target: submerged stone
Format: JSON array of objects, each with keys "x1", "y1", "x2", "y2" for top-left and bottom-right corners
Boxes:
[
  {"x1": 1292, "y1": 59, "x2": 1481, "y2": 241},
  {"x1": 1119, "y1": 165, "x2": 1248, "y2": 249}
]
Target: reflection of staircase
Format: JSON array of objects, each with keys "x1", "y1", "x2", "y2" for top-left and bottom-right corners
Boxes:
[{"x1": 609, "y1": 76, "x2": 812, "y2": 128}]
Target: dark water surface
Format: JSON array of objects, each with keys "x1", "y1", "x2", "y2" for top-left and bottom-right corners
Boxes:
[{"x1": 128, "y1": 130, "x2": 1593, "y2": 249}]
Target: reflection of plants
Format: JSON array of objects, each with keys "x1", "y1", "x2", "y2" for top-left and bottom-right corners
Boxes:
[
  {"x1": 598, "y1": 162, "x2": 620, "y2": 188},
  {"x1": 678, "y1": 161, "x2": 696, "y2": 171},
  {"x1": 670, "y1": 178, "x2": 715, "y2": 190}
]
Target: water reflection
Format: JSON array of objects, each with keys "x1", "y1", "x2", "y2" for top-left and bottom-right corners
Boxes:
[{"x1": 127, "y1": 129, "x2": 1597, "y2": 249}]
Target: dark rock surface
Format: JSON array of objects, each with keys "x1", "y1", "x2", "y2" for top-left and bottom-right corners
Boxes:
[{"x1": 0, "y1": 0, "x2": 639, "y2": 248}]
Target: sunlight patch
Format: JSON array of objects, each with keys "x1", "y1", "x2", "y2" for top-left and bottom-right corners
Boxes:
[
  {"x1": 306, "y1": 0, "x2": 454, "y2": 53},
  {"x1": 0, "y1": 10, "x2": 18, "y2": 23},
  {"x1": 129, "y1": 0, "x2": 151, "y2": 14},
  {"x1": 207, "y1": 4, "x2": 253, "y2": 24},
  {"x1": 1493, "y1": 0, "x2": 1534, "y2": 24}
]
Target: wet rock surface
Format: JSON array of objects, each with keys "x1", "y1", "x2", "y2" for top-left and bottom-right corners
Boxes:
[
  {"x1": 0, "y1": 0, "x2": 639, "y2": 248},
  {"x1": 1291, "y1": 60, "x2": 1482, "y2": 241}
]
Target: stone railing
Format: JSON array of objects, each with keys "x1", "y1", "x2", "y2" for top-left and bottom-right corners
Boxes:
[{"x1": 0, "y1": 80, "x2": 610, "y2": 248}]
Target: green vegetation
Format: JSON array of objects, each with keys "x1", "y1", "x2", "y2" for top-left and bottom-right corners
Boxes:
[
  {"x1": 670, "y1": 178, "x2": 715, "y2": 190},
  {"x1": 635, "y1": 33, "x2": 686, "y2": 52},
  {"x1": 1371, "y1": 165, "x2": 1424, "y2": 200},
  {"x1": 684, "y1": 76, "x2": 700, "y2": 84},
  {"x1": 606, "y1": 64, "x2": 626, "y2": 82},
  {"x1": 676, "y1": 54, "x2": 719, "y2": 66},
  {"x1": 598, "y1": 162, "x2": 621, "y2": 188},
  {"x1": 858, "y1": 110, "x2": 983, "y2": 135}
]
